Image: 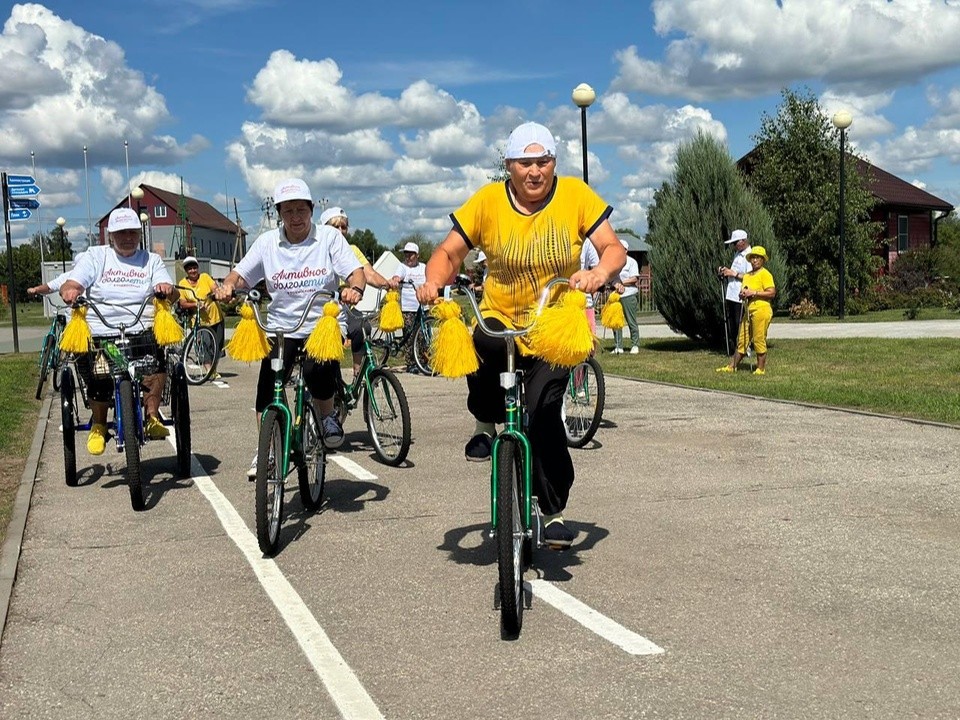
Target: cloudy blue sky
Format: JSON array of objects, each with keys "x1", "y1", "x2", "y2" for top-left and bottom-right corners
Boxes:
[{"x1": 2, "y1": 0, "x2": 960, "y2": 249}]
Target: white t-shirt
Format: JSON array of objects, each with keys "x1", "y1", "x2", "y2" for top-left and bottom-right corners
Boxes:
[
  {"x1": 619, "y1": 255, "x2": 641, "y2": 298},
  {"x1": 235, "y1": 224, "x2": 361, "y2": 339},
  {"x1": 69, "y1": 246, "x2": 172, "y2": 336},
  {"x1": 580, "y1": 241, "x2": 601, "y2": 309},
  {"x1": 394, "y1": 262, "x2": 426, "y2": 312},
  {"x1": 725, "y1": 245, "x2": 752, "y2": 303}
]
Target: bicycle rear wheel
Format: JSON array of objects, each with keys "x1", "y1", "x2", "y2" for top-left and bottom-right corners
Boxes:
[
  {"x1": 367, "y1": 326, "x2": 394, "y2": 368},
  {"x1": 182, "y1": 327, "x2": 217, "y2": 384},
  {"x1": 119, "y1": 378, "x2": 145, "y2": 511},
  {"x1": 363, "y1": 369, "x2": 411, "y2": 466},
  {"x1": 297, "y1": 404, "x2": 326, "y2": 510},
  {"x1": 61, "y1": 367, "x2": 78, "y2": 487},
  {"x1": 36, "y1": 334, "x2": 55, "y2": 400},
  {"x1": 255, "y1": 408, "x2": 286, "y2": 555},
  {"x1": 171, "y1": 363, "x2": 192, "y2": 477},
  {"x1": 412, "y1": 320, "x2": 436, "y2": 376},
  {"x1": 564, "y1": 357, "x2": 605, "y2": 448},
  {"x1": 495, "y1": 437, "x2": 525, "y2": 639}
]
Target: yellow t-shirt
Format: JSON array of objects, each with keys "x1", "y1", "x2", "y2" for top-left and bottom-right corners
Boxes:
[
  {"x1": 183, "y1": 272, "x2": 222, "y2": 326},
  {"x1": 451, "y1": 176, "x2": 612, "y2": 349},
  {"x1": 742, "y1": 267, "x2": 775, "y2": 312}
]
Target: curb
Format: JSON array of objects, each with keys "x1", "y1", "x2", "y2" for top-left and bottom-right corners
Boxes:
[{"x1": 0, "y1": 394, "x2": 51, "y2": 646}]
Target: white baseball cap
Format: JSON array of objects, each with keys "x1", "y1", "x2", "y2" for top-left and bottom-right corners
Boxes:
[
  {"x1": 476, "y1": 250, "x2": 486, "y2": 262},
  {"x1": 504, "y1": 122, "x2": 557, "y2": 160},
  {"x1": 107, "y1": 207, "x2": 141, "y2": 232},
  {"x1": 725, "y1": 229, "x2": 748, "y2": 244},
  {"x1": 619, "y1": 238, "x2": 630, "y2": 249},
  {"x1": 273, "y1": 178, "x2": 313, "y2": 206},
  {"x1": 319, "y1": 206, "x2": 347, "y2": 225},
  {"x1": 182, "y1": 256, "x2": 199, "y2": 267},
  {"x1": 402, "y1": 242, "x2": 419, "y2": 254}
]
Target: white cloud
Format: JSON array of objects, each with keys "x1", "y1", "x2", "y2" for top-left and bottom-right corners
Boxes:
[{"x1": 613, "y1": 0, "x2": 960, "y2": 100}]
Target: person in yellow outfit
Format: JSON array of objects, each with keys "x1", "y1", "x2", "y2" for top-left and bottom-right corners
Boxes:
[
  {"x1": 178, "y1": 256, "x2": 224, "y2": 379},
  {"x1": 717, "y1": 246, "x2": 776, "y2": 375}
]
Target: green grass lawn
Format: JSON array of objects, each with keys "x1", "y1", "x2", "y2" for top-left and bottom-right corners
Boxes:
[{"x1": 0, "y1": 355, "x2": 42, "y2": 546}]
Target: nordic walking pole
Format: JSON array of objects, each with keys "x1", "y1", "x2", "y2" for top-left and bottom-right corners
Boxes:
[{"x1": 719, "y1": 273, "x2": 730, "y2": 356}]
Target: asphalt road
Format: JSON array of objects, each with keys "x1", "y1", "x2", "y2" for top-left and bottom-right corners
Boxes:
[{"x1": 1, "y1": 359, "x2": 958, "y2": 718}]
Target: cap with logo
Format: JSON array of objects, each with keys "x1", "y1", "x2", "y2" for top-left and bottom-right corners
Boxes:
[
  {"x1": 273, "y1": 178, "x2": 313, "y2": 206},
  {"x1": 107, "y1": 207, "x2": 142, "y2": 233}
]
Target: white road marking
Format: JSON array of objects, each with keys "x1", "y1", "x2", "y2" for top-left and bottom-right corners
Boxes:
[
  {"x1": 168, "y1": 438, "x2": 384, "y2": 720},
  {"x1": 330, "y1": 454, "x2": 378, "y2": 481},
  {"x1": 529, "y1": 579, "x2": 665, "y2": 656}
]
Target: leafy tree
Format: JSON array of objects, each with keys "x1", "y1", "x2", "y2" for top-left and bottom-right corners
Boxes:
[
  {"x1": 395, "y1": 232, "x2": 434, "y2": 262},
  {"x1": 349, "y1": 228, "x2": 387, "y2": 263},
  {"x1": 744, "y1": 88, "x2": 878, "y2": 312},
  {"x1": 47, "y1": 224, "x2": 73, "y2": 265},
  {"x1": 0, "y1": 242, "x2": 43, "y2": 302},
  {"x1": 647, "y1": 132, "x2": 781, "y2": 348},
  {"x1": 490, "y1": 148, "x2": 508, "y2": 183}
]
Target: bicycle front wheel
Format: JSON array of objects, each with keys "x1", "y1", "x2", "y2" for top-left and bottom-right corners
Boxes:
[
  {"x1": 182, "y1": 327, "x2": 217, "y2": 384},
  {"x1": 36, "y1": 333, "x2": 55, "y2": 400},
  {"x1": 564, "y1": 357, "x2": 606, "y2": 448},
  {"x1": 297, "y1": 404, "x2": 326, "y2": 510},
  {"x1": 412, "y1": 320, "x2": 436, "y2": 376},
  {"x1": 119, "y1": 378, "x2": 145, "y2": 511},
  {"x1": 171, "y1": 363, "x2": 192, "y2": 477},
  {"x1": 495, "y1": 437, "x2": 525, "y2": 639},
  {"x1": 364, "y1": 369, "x2": 411, "y2": 466},
  {"x1": 61, "y1": 367, "x2": 78, "y2": 487},
  {"x1": 255, "y1": 408, "x2": 286, "y2": 555}
]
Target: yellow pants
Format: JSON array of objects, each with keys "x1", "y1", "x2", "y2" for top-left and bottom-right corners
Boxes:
[{"x1": 737, "y1": 305, "x2": 772, "y2": 354}]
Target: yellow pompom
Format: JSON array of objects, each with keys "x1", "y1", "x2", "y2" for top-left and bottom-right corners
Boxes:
[
  {"x1": 378, "y1": 289, "x2": 404, "y2": 333},
  {"x1": 305, "y1": 301, "x2": 344, "y2": 362},
  {"x1": 528, "y1": 289, "x2": 594, "y2": 367},
  {"x1": 60, "y1": 305, "x2": 92, "y2": 354},
  {"x1": 225, "y1": 303, "x2": 271, "y2": 362},
  {"x1": 600, "y1": 292, "x2": 626, "y2": 330},
  {"x1": 429, "y1": 300, "x2": 479, "y2": 378},
  {"x1": 152, "y1": 298, "x2": 185, "y2": 346}
]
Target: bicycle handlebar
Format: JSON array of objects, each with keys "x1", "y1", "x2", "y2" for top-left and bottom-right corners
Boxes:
[
  {"x1": 72, "y1": 293, "x2": 164, "y2": 333},
  {"x1": 235, "y1": 288, "x2": 340, "y2": 336},
  {"x1": 452, "y1": 274, "x2": 572, "y2": 340}
]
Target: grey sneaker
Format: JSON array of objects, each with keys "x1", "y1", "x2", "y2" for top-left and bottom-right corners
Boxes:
[
  {"x1": 246, "y1": 454, "x2": 257, "y2": 480},
  {"x1": 322, "y1": 411, "x2": 344, "y2": 449}
]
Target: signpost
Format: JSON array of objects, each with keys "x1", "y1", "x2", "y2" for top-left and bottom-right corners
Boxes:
[{"x1": 2, "y1": 172, "x2": 43, "y2": 352}]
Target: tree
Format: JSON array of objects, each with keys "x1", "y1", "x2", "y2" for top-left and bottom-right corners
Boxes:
[
  {"x1": 0, "y1": 243, "x2": 43, "y2": 302},
  {"x1": 744, "y1": 88, "x2": 878, "y2": 312},
  {"x1": 349, "y1": 228, "x2": 387, "y2": 263},
  {"x1": 47, "y1": 224, "x2": 73, "y2": 265},
  {"x1": 395, "y1": 232, "x2": 434, "y2": 262},
  {"x1": 646, "y1": 132, "x2": 781, "y2": 348}
]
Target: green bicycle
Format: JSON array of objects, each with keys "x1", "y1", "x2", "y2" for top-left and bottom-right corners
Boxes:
[
  {"x1": 453, "y1": 274, "x2": 573, "y2": 639},
  {"x1": 36, "y1": 309, "x2": 67, "y2": 399}
]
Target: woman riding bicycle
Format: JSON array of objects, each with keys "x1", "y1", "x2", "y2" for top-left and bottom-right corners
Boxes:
[
  {"x1": 177, "y1": 255, "x2": 224, "y2": 379},
  {"x1": 213, "y1": 179, "x2": 365, "y2": 477},
  {"x1": 58, "y1": 208, "x2": 179, "y2": 455},
  {"x1": 416, "y1": 121, "x2": 624, "y2": 546}
]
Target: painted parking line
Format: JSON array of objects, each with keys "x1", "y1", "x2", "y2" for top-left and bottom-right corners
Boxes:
[
  {"x1": 168, "y1": 438, "x2": 384, "y2": 720},
  {"x1": 529, "y1": 579, "x2": 665, "y2": 656}
]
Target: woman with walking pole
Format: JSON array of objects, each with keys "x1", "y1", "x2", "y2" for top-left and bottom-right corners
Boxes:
[{"x1": 716, "y1": 246, "x2": 776, "y2": 375}]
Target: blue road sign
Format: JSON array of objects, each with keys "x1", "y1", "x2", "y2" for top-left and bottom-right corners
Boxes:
[
  {"x1": 8, "y1": 184, "x2": 41, "y2": 196},
  {"x1": 9, "y1": 198, "x2": 40, "y2": 210},
  {"x1": 8, "y1": 208, "x2": 32, "y2": 221},
  {"x1": 6, "y1": 175, "x2": 36, "y2": 186}
]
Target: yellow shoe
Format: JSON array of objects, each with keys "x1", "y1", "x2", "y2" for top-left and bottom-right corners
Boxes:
[
  {"x1": 87, "y1": 423, "x2": 107, "y2": 455},
  {"x1": 753, "y1": 368, "x2": 766, "y2": 376},
  {"x1": 715, "y1": 365, "x2": 734, "y2": 373},
  {"x1": 146, "y1": 416, "x2": 170, "y2": 439}
]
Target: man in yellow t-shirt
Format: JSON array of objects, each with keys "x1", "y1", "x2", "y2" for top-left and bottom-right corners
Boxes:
[
  {"x1": 178, "y1": 256, "x2": 224, "y2": 378},
  {"x1": 415, "y1": 121, "x2": 625, "y2": 548},
  {"x1": 717, "y1": 246, "x2": 776, "y2": 375}
]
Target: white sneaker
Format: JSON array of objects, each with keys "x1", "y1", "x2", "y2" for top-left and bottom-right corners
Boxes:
[
  {"x1": 630, "y1": 346, "x2": 639, "y2": 354},
  {"x1": 246, "y1": 454, "x2": 257, "y2": 479},
  {"x1": 612, "y1": 347, "x2": 624, "y2": 354}
]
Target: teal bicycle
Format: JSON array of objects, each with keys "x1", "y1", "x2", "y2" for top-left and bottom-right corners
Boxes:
[
  {"x1": 453, "y1": 274, "x2": 573, "y2": 639},
  {"x1": 36, "y1": 310, "x2": 67, "y2": 399}
]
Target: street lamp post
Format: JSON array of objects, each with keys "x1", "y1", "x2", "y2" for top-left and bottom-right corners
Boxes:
[
  {"x1": 131, "y1": 186, "x2": 145, "y2": 250},
  {"x1": 572, "y1": 83, "x2": 596, "y2": 184},
  {"x1": 56, "y1": 216, "x2": 67, "y2": 273},
  {"x1": 832, "y1": 110, "x2": 853, "y2": 320},
  {"x1": 140, "y1": 211, "x2": 150, "y2": 251}
]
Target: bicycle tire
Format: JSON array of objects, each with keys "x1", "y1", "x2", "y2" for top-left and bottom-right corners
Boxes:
[
  {"x1": 182, "y1": 327, "x2": 217, "y2": 385},
  {"x1": 36, "y1": 333, "x2": 55, "y2": 400},
  {"x1": 171, "y1": 363, "x2": 192, "y2": 477},
  {"x1": 119, "y1": 378, "x2": 145, "y2": 511},
  {"x1": 564, "y1": 357, "x2": 606, "y2": 448},
  {"x1": 255, "y1": 408, "x2": 285, "y2": 555},
  {"x1": 52, "y1": 350, "x2": 62, "y2": 391},
  {"x1": 496, "y1": 437, "x2": 524, "y2": 639},
  {"x1": 412, "y1": 320, "x2": 436, "y2": 376},
  {"x1": 61, "y1": 367, "x2": 78, "y2": 487},
  {"x1": 364, "y1": 369, "x2": 411, "y2": 466},
  {"x1": 297, "y1": 404, "x2": 325, "y2": 510}
]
